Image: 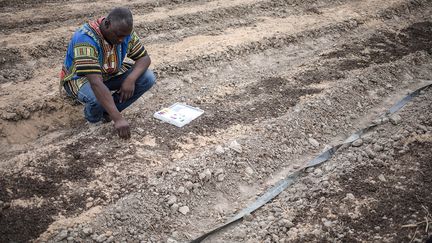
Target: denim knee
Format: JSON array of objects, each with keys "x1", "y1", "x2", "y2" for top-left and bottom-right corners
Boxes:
[
  {"x1": 136, "y1": 69, "x2": 156, "y2": 92},
  {"x1": 84, "y1": 98, "x2": 104, "y2": 123}
]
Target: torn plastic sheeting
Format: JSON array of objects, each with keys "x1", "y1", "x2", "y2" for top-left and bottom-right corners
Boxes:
[
  {"x1": 388, "y1": 84, "x2": 428, "y2": 114},
  {"x1": 190, "y1": 82, "x2": 432, "y2": 243},
  {"x1": 190, "y1": 171, "x2": 301, "y2": 243}
]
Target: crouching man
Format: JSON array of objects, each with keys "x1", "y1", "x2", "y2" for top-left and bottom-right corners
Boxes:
[{"x1": 60, "y1": 7, "x2": 155, "y2": 139}]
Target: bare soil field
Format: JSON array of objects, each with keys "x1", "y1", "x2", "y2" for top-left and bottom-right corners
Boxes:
[{"x1": 1, "y1": 0, "x2": 432, "y2": 242}]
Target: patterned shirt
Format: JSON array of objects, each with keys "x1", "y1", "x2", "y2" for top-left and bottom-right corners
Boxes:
[{"x1": 60, "y1": 17, "x2": 147, "y2": 97}]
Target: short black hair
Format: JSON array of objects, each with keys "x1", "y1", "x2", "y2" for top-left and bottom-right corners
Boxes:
[{"x1": 107, "y1": 7, "x2": 133, "y2": 28}]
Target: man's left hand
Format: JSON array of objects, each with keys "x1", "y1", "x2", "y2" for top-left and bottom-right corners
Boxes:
[{"x1": 119, "y1": 78, "x2": 135, "y2": 103}]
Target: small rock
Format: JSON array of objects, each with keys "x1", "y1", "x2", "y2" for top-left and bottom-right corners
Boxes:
[
  {"x1": 85, "y1": 202, "x2": 93, "y2": 208},
  {"x1": 91, "y1": 234, "x2": 98, "y2": 241},
  {"x1": 314, "y1": 168, "x2": 323, "y2": 176},
  {"x1": 82, "y1": 227, "x2": 93, "y2": 235},
  {"x1": 322, "y1": 219, "x2": 333, "y2": 227},
  {"x1": 366, "y1": 148, "x2": 376, "y2": 158},
  {"x1": 215, "y1": 145, "x2": 225, "y2": 154},
  {"x1": 179, "y1": 206, "x2": 190, "y2": 215},
  {"x1": 182, "y1": 77, "x2": 193, "y2": 84},
  {"x1": 389, "y1": 114, "x2": 402, "y2": 125},
  {"x1": 217, "y1": 174, "x2": 225, "y2": 182},
  {"x1": 417, "y1": 125, "x2": 428, "y2": 132},
  {"x1": 245, "y1": 167, "x2": 254, "y2": 175},
  {"x1": 171, "y1": 151, "x2": 184, "y2": 160},
  {"x1": 167, "y1": 238, "x2": 178, "y2": 243},
  {"x1": 96, "y1": 234, "x2": 107, "y2": 243},
  {"x1": 229, "y1": 140, "x2": 242, "y2": 153},
  {"x1": 352, "y1": 139, "x2": 363, "y2": 147},
  {"x1": 243, "y1": 213, "x2": 253, "y2": 221},
  {"x1": 199, "y1": 169, "x2": 212, "y2": 181},
  {"x1": 373, "y1": 144, "x2": 384, "y2": 152},
  {"x1": 57, "y1": 230, "x2": 68, "y2": 241},
  {"x1": 21, "y1": 110, "x2": 31, "y2": 119},
  {"x1": 363, "y1": 136, "x2": 373, "y2": 143},
  {"x1": 319, "y1": 197, "x2": 326, "y2": 203},
  {"x1": 184, "y1": 181, "x2": 194, "y2": 189},
  {"x1": 378, "y1": 174, "x2": 387, "y2": 182},
  {"x1": 215, "y1": 168, "x2": 224, "y2": 175},
  {"x1": 372, "y1": 118, "x2": 383, "y2": 125},
  {"x1": 198, "y1": 172, "x2": 206, "y2": 181},
  {"x1": 305, "y1": 167, "x2": 314, "y2": 173},
  {"x1": 177, "y1": 186, "x2": 185, "y2": 194},
  {"x1": 345, "y1": 193, "x2": 355, "y2": 200},
  {"x1": 128, "y1": 228, "x2": 136, "y2": 235},
  {"x1": 136, "y1": 127, "x2": 145, "y2": 134},
  {"x1": 308, "y1": 138, "x2": 320, "y2": 147},
  {"x1": 281, "y1": 219, "x2": 294, "y2": 228},
  {"x1": 287, "y1": 227, "x2": 298, "y2": 239},
  {"x1": 170, "y1": 203, "x2": 179, "y2": 212},
  {"x1": 392, "y1": 134, "x2": 402, "y2": 141},
  {"x1": 2, "y1": 112, "x2": 19, "y2": 121},
  {"x1": 167, "y1": 195, "x2": 177, "y2": 206},
  {"x1": 106, "y1": 236, "x2": 114, "y2": 243},
  {"x1": 171, "y1": 231, "x2": 181, "y2": 239}
]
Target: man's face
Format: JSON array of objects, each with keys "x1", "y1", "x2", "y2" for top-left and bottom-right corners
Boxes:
[{"x1": 104, "y1": 21, "x2": 132, "y2": 45}]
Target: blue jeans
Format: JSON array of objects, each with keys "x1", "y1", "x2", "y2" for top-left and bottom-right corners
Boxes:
[{"x1": 66, "y1": 69, "x2": 156, "y2": 123}]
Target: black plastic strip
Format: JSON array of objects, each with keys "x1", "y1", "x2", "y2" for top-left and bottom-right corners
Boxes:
[{"x1": 191, "y1": 82, "x2": 432, "y2": 243}]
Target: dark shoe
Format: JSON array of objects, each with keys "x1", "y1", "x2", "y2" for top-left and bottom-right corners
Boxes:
[{"x1": 102, "y1": 113, "x2": 112, "y2": 123}]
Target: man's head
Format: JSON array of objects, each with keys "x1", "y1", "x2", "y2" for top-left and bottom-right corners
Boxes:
[{"x1": 101, "y1": 7, "x2": 133, "y2": 45}]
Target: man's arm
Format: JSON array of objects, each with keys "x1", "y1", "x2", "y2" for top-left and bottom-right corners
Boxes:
[
  {"x1": 86, "y1": 73, "x2": 131, "y2": 139},
  {"x1": 119, "y1": 55, "x2": 151, "y2": 102}
]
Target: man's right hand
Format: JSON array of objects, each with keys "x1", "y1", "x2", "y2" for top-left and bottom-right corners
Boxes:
[
  {"x1": 114, "y1": 117, "x2": 131, "y2": 139},
  {"x1": 86, "y1": 74, "x2": 131, "y2": 139}
]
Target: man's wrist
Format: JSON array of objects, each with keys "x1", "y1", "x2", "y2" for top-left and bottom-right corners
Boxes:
[
  {"x1": 110, "y1": 111, "x2": 123, "y2": 122},
  {"x1": 124, "y1": 76, "x2": 137, "y2": 84}
]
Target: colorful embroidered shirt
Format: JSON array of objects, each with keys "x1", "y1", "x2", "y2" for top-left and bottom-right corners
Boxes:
[{"x1": 60, "y1": 17, "x2": 147, "y2": 97}]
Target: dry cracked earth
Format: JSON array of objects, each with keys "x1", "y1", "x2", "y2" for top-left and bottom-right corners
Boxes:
[{"x1": 1, "y1": 0, "x2": 432, "y2": 242}]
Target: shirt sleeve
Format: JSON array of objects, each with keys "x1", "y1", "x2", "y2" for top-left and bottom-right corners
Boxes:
[
  {"x1": 127, "y1": 31, "x2": 148, "y2": 61},
  {"x1": 73, "y1": 43, "x2": 101, "y2": 76}
]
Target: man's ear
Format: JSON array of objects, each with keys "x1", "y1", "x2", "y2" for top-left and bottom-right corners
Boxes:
[{"x1": 104, "y1": 18, "x2": 111, "y2": 29}]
